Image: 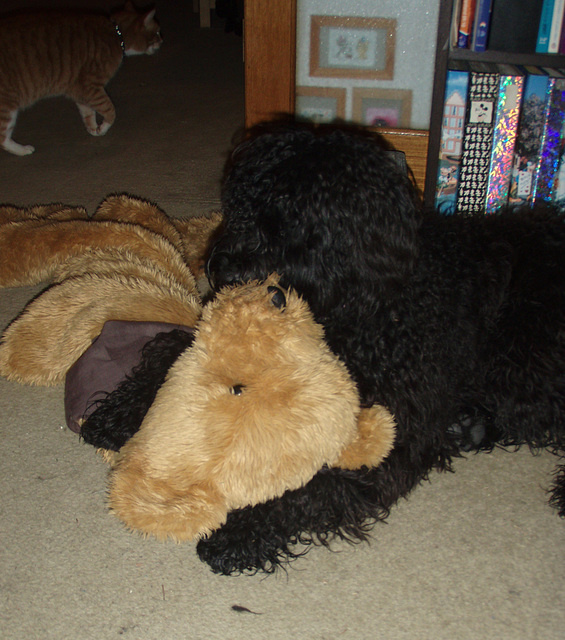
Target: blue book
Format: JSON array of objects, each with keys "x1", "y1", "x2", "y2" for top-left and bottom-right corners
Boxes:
[
  {"x1": 551, "y1": 120, "x2": 565, "y2": 205},
  {"x1": 471, "y1": 0, "x2": 494, "y2": 52},
  {"x1": 435, "y1": 65, "x2": 470, "y2": 215},
  {"x1": 533, "y1": 75, "x2": 565, "y2": 202},
  {"x1": 508, "y1": 68, "x2": 554, "y2": 205},
  {"x1": 537, "y1": 0, "x2": 556, "y2": 52}
]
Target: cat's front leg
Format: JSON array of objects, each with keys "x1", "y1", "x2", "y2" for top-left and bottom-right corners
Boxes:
[
  {"x1": 76, "y1": 88, "x2": 116, "y2": 137},
  {"x1": 77, "y1": 103, "x2": 98, "y2": 135},
  {"x1": 0, "y1": 109, "x2": 34, "y2": 156},
  {"x1": 77, "y1": 103, "x2": 113, "y2": 137}
]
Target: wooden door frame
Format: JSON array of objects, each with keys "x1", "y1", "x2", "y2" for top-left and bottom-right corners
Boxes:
[{"x1": 244, "y1": 0, "x2": 297, "y2": 128}]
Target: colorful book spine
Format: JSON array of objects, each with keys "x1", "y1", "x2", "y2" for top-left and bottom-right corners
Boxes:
[
  {"x1": 456, "y1": 64, "x2": 500, "y2": 213},
  {"x1": 435, "y1": 64, "x2": 470, "y2": 215},
  {"x1": 471, "y1": 0, "x2": 494, "y2": 52},
  {"x1": 533, "y1": 76, "x2": 565, "y2": 202},
  {"x1": 548, "y1": 0, "x2": 565, "y2": 52},
  {"x1": 537, "y1": 0, "x2": 556, "y2": 52},
  {"x1": 485, "y1": 67, "x2": 525, "y2": 212},
  {"x1": 551, "y1": 119, "x2": 565, "y2": 205},
  {"x1": 508, "y1": 69, "x2": 554, "y2": 206},
  {"x1": 457, "y1": 0, "x2": 477, "y2": 48}
]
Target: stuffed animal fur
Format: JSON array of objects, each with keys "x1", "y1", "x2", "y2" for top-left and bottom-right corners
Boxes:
[
  {"x1": 0, "y1": 196, "x2": 395, "y2": 542},
  {"x1": 102, "y1": 277, "x2": 395, "y2": 541},
  {"x1": 0, "y1": 194, "x2": 219, "y2": 384}
]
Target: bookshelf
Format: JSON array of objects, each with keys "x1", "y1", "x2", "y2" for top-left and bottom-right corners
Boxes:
[{"x1": 423, "y1": 0, "x2": 565, "y2": 207}]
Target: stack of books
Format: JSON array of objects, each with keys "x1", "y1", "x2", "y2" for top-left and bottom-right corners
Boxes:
[
  {"x1": 455, "y1": 0, "x2": 495, "y2": 52},
  {"x1": 454, "y1": 0, "x2": 564, "y2": 54},
  {"x1": 434, "y1": 63, "x2": 565, "y2": 214}
]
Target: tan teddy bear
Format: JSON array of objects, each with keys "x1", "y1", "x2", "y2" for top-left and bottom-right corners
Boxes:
[{"x1": 103, "y1": 277, "x2": 395, "y2": 541}]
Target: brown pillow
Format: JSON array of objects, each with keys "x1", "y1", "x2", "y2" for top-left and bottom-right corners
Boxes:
[{"x1": 64, "y1": 320, "x2": 192, "y2": 434}]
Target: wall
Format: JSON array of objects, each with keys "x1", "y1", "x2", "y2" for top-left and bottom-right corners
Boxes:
[{"x1": 295, "y1": 0, "x2": 440, "y2": 130}]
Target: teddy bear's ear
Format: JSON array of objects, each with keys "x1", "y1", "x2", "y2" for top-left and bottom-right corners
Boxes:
[
  {"x1": 334, "y1": 405, "x2": 396, "y2": 470},
  {"x1": 107, "y1": 451, "x2": 228, "y2": 541}
]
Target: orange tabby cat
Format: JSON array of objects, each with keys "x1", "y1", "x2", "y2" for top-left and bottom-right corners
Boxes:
[{"x1": 0, "y1": 1, "x2": 162, "y2": 156}]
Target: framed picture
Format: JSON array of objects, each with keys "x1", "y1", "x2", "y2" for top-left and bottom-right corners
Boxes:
[
  {"x1": 295, "y1": 86, "x2": 346, "y2": 123},
  {"x1": 352, "y1": 88, "x2": 413, "y2": 128},
  {"x1": 310, "y1": 15, "x2": 396, "y2": 80}
]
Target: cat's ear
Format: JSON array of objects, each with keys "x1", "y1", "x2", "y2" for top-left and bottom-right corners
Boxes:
[{"x1": 143, "y1": 8, "x2": 156, "y2": 25}]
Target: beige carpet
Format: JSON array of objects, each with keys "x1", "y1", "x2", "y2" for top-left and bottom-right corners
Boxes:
[{"x1": 1, "y1": 3, "x2": 564, "y2": 639}]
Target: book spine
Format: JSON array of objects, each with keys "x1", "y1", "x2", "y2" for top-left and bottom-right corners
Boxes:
[
  {"x1": 435, "y1": 66, "x2": 470, "y2": 215},
  {"x1": 451, "y1": 0, "x2": 463, "y2": 48},
  {"x1": 509, "y1": 72, "x2": 553, "y2": 206},
  {"x1": 457, "y1": 0, "x2": 477, "y2": 48},
  {"x1": 534, "y1": 78, "x2": 565, "y2": 201},
  {"x1": 456, "y1": 67, "x2": 500, "y2": 213},
  {"x1": 537, "y1": 0, "x2": 556, "y2": 52},
  {"x1": 551, "y1": 119, "x2": 565, "y2": 204},
  {"x1": 471, "y1": 0, "x2": 493, "y2": 52},
  {"x1": 548, "y1": 0, "x2": 565, "y2": 52},
  {"x1": 559, "y1": 15, "x2": 565, "y2": 53},
  {"x1": 485, "y1": 72, "x2": 525, "y2": 212}
]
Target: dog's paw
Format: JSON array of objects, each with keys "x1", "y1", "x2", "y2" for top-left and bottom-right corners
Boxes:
[{"x1": 448, "y1": 413, "x2": 486, "y2": 451}]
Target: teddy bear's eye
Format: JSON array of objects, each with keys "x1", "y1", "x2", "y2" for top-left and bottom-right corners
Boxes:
[
  {"x1": 267, "y1": 286, "x2": 286, "y2": 310},
  {"x1": 231, "y1": 384, "x2": 245, "y2": 396}
]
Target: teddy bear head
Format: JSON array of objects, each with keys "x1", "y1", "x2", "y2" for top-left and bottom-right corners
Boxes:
[{"x1": 107, "y1": 275, "x2": 395, "y2": 541}]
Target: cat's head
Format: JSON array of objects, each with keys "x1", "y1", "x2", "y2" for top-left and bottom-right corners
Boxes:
[{"x1": 112, "y1": 2, "x2": 163, "y2": 56}]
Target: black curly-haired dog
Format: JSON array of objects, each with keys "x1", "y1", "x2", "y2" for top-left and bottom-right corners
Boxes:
[
  {"x1": 199, "y1": 124, "x2": 565, "y2": 573},
  {"x1": 83, "y1": 124, "x2": 565, "y2": 575}
]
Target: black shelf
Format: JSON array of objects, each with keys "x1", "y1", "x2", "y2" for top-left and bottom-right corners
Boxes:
[{"x1": 449, "y1": 47, "x2": 565, "y2": 68}]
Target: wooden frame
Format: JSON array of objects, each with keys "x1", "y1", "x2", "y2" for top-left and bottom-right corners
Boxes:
[
  {"x1": 352, "y1": 88, "x2": 412, "y2": 128},
  {"x1": 309, "y1": 15, "x2": 396, "y2": 80},
  {"x1": 295, "y1": 86, "x2": 347, "y2": 122}
]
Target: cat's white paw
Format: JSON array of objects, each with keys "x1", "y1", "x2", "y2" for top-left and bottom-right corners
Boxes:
[
  {"x1": 86, "y1": 120, "x2": 112, "y2": 137},
  {"x1": 94, "y1": 121, "x2": 111, "y2": 136},
  {"x1": 2, "y1": 140, "x2": 35, "y2": 156}
]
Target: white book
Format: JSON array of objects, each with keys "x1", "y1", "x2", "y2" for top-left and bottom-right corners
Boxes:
[{"x1": 549, "y1": 0, "x2": 565, "y2": 52}]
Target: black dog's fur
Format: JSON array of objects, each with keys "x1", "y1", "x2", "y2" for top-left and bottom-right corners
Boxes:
[
  {"x1": 200, "y1": 125, "x2": 565, "y2": 573},
  {"x1": 83, "y1": 125, "x2": 565, "y2": 575}
]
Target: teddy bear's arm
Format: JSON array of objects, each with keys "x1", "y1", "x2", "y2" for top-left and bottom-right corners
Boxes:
[{"x1": 335, "y1": 405, "x2": 396, "y2": 470}]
